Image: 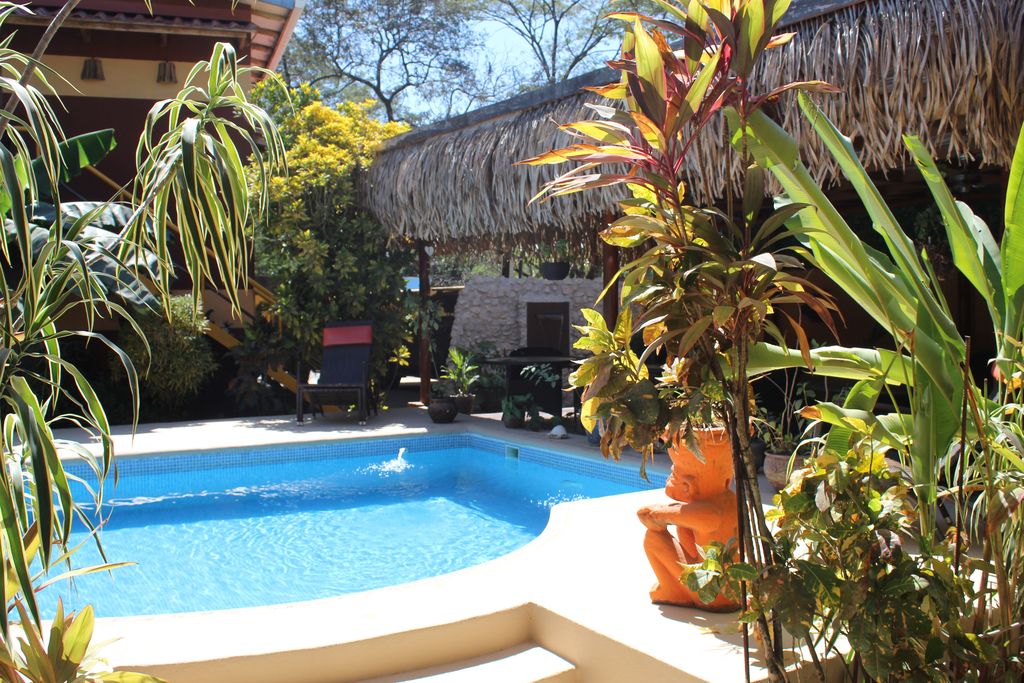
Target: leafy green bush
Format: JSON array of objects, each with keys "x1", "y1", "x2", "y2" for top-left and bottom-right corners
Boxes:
[
  {"x1": 245, "y1": 83, "x2": 412, "y2": 403},
  {"x1": 115, "y1": 296, "x2": 217, "y2": 410},
  {"x1": 227, "y1": 312, "x2": 301, "y2": 415},
  {"x1": 688, "y1": 447, "x2": 990, "y2": 680},
  {"x1": 765, "y1": 450, "x2": 985, "y2": 680}
]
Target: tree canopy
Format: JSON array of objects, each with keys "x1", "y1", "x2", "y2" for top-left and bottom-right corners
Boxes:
[
  {"x1": 279, "y1": 0, "x2": 657, "y2": 120},
  {"x1": 484, "y1": 0, "x2": 622, "y2": 86},
  {"x1": 282, "y1": 0, "x2": 486, "y2": 121}
]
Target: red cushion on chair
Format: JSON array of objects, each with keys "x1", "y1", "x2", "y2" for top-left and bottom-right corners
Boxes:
[{"x1": 323, "y1": 325, "x2": 372, "y2": 347}]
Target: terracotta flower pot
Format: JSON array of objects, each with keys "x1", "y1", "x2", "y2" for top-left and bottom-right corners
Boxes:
[
  {"x1": 763, "y1": 451, "x2": 807, "y2": 490},
  {"x1": 427, "y1": 397, "x2": 458, "y2": 423},
  {"x1": 649, "y1": 425, "x2": 740, "y2": 612},
  {"x1": 664, "y1": 426, "x2": 735, "y2": 482},
  {"x1": 476, "y1": 389, "x2": 502, "y2": 413},
  {"x1": 502, "y1": 413, "x2": 524, "y2": 429}
]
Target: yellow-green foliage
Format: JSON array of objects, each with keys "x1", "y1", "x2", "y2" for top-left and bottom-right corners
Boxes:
[
  {"x1": 244, "y1": 84, "x2": 412, "y2": 403},
  {"x1": 114, "y1": 296, "x2": 216, "y2": 410},
  {"x1": 269, "y1": 97, "x2": 407, "y2": 206}
]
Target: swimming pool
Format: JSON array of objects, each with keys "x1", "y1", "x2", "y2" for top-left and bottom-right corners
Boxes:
[{"x1": 42, "y1": 434, "x2": 662, "y2": 617}]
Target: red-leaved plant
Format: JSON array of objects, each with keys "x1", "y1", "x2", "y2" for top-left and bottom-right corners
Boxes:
[{"x1": 521, "y1": 1, "x2": 839, "y2": 679}]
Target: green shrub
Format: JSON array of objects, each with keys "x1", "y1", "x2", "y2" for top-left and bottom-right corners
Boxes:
[{"x1": 115, "y1": 296, "x2": 217, "y2": 410}]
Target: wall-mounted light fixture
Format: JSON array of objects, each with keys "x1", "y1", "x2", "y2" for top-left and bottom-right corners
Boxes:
[
  {"x1": 81, "y1": 57, "x2": 104, "y2": 80},
  {"x1": 156, "y1": 61, "x2": 177, "y2": 84}
]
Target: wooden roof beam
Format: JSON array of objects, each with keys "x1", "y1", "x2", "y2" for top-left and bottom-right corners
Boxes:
[{"x1": 264, "y1": 0, "x2": 303, "y2": 72}]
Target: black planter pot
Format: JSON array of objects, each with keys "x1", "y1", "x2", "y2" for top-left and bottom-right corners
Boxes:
[
  {"x1": 539, "y1": 261, "x2": 570, "y2": 280},
  {"x1": 453, "y1": 393, "x2": 475, "y2": 415},
  {"x1": 502, "y1": 413, "x2": 525, "y2": 429},
  {"x1": 428, "y1": 397, "x2": 458, "y2": 423}
]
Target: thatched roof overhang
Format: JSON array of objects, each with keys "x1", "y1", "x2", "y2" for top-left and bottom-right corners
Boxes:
[{"x1": 365, "y1": 0, "x2": 1024, "y2": 254}]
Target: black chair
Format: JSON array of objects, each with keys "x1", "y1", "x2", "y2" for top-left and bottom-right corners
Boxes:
[
  {"x1": 296, "y1": 320, "x2": 374, "y2": 425},
  {"x1": 507, "y1": 346, "x2": 567, "y2": 418}
]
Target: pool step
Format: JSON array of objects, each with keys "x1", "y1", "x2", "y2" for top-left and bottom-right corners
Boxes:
[{"x1": 361, "y1": 644, "x2": 577, "y2": 683}]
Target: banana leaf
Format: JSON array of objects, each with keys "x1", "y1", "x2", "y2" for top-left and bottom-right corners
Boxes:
[
  {"x1": 906, "y1": 128, "x2": 1024, "y2": 372},
  {"x1": 6, "y1": 201, "x2": 158, "y2": 308},
  {"x1": 801, "y1": 402, "x2": 912, "y2": 451},
  {"x1": 31, "y1": 129, "x2": 116, "y2": 201},
  {"x1": 0, "y1": 130, "x2": 117, "y2": 221},
  {"x1": 748, "y1": 343, "x2": 913, "y2": 386},
  {"x1": 30, "y1": 200, "x2": 134, "y2": 233},
  {"x1": 732, "y1": 101, "x2": 972, "y2": 528}
]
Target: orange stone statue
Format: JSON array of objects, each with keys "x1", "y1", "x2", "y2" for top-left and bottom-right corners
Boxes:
[{"x1": 636, "y1": 427, "x2": 740, "y2": 611}]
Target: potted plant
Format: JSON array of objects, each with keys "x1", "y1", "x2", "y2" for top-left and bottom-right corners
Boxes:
[
  {"x1": 501, "y1": 394, "x2": 535, "y2": 428},
  {"x1": 441, "y1": 347, "x2": 479, "y2": 414},
  {"x1": 427, "y1": 382, "x2": 458, "y2": 423},
  {"x1": 538, "y1": 239, "x2": 570, "y2": 280},
  {"x1": 755, "y1": 371, "x2": 817, "y2": 489},
  {"x1": 475, "y1": 371, "x2": 506, "y2": 412},
  {"x1": 757, "y1": 418, "x2": 799, "y2": 490},
  {"x1": 470, "y1": 341, "x2": 505, "y2": 412}
]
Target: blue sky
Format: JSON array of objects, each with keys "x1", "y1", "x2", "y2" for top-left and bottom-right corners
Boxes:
[{"x1": 465, "y1": 18, "x2": 621, "y2": 100}]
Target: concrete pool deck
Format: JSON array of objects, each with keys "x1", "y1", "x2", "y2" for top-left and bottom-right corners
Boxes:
[{"x1": 56, "y1": 410, "x2": 817, "y2": 682}]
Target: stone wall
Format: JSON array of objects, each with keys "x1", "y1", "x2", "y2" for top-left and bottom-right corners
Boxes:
[{"x1": 449, "y1": 276, "x2": 603, "y2": 357}]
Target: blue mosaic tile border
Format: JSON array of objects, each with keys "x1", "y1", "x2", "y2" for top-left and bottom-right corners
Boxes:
[
  {"x1": 464, "y1": 434, "x2": 666, "y2": 489},
  {"x1": 61, "y1": 435, "x2": 441, "y2": 480},
  {"x1": 62, "y1": 431, "x2": 665, "y2": 490}
]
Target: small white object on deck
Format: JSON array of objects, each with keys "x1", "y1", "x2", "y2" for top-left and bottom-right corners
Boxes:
[{"x1": 547, "y1": 425, "x2": 568, "y2": 439}]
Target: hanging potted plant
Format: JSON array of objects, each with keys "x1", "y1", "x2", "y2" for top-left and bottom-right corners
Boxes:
[
  {"x1": 538, "y1": 239, "x2": 571, "y2": 280},
  {"x1": 441, "y1": 347, "x2": 479, "y2": 414}
]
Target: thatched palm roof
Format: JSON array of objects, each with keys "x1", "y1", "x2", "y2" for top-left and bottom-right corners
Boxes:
[{"x1": 365, "y1": 0, "x2": 1024, "y2": 253}]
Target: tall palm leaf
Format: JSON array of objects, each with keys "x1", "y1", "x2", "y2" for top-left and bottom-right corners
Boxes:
[{"x1": 128, "y1": 42, "x2": 286, "y2": 314}]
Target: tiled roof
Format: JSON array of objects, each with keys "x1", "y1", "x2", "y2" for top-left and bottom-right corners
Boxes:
[{"x1": 11, "y1": 5, "x2": 256, "y2": 34}]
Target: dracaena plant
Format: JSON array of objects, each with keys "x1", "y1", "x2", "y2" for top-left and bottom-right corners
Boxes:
[
  {"x1": 0, "y1": 1, "x2": 285, "y2": 677},
  {"x1": 522, "y1": 1, "x2": 838, "y2": 679}
]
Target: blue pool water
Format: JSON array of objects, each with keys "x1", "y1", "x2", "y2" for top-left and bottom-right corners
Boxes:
[{"x1": 40, "y1": 434, "x2": 661, "y2": 617}]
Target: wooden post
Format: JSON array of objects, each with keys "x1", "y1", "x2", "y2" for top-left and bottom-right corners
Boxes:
[
  {"x1": 501, "y1": 252, "x2": 511, "y2": 278},
  {"x1": 418, "y1": 241, "x2": 432, "y2": 405},
  {"x1": 602, "y1": 239, "x2": 619, "y2": 327}
]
